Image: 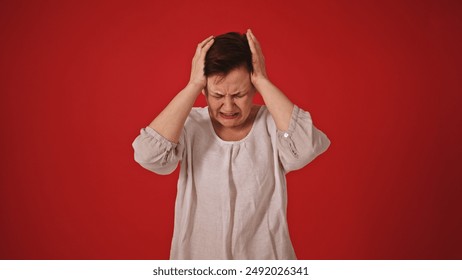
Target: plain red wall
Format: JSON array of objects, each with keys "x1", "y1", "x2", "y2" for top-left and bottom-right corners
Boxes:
[{"x1": 1, "y1": 0, "x2": 461, "y2": 259}]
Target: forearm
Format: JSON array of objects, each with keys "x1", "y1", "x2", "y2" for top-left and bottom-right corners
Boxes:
[
  {"x1": 148, "y1": 82, "x2": 202, "y2": 143},
  {"x1": 255, "y1": 79, "x2": 294, "y2": 131}
]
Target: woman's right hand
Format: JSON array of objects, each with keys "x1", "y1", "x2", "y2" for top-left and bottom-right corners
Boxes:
[{"x1": 188, "y1": 35, "x2": 214, "y2": 89}]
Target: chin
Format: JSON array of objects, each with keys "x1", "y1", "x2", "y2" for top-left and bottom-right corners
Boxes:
[{"x1": 218, "y1": 119, "x2": 240, "y2": 128}]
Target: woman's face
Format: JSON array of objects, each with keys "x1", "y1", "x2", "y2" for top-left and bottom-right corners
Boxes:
[{"x1": 205, "y1": 66, "x2": 256, "y2": 129}]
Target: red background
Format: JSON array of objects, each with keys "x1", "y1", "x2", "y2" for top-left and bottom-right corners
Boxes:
[{"x1": 1, "y1": 0, "x2": 461, "y2": 259}]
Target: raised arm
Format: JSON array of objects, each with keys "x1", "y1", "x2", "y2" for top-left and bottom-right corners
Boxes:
[
  {"x1": 148, "y1": 35, "x2": 214, "y2": 143},
  {"x1": 246, "y1": 29, "x2": 294, "y2": 131}
]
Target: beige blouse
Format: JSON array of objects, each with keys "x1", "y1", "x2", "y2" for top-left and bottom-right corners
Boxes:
[{"x1": 132, "y1": 105, "x2": 330, "y2": 259}]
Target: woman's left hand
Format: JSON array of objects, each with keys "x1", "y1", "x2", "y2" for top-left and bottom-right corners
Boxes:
[{"x1": 246, "y1": 29, "x2": 269, "y2": 88}]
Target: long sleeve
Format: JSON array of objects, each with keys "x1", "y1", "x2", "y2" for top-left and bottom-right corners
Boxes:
[
  {"x1": 132, "y1": 126, "x2": 184, "y2": 175},
  {"x1": 277, "y1": 105, "x2": 330, "y2": 173}
]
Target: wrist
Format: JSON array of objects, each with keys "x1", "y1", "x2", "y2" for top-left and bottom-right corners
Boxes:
[{"x1": 185, "y1": 81, "x2": 205, "y2": 94}]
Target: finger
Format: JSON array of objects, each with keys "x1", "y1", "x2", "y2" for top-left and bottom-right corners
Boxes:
[
  {"x1": 193, "y1": 39, "x2": 213, "y2": 71},
  {"x1": 198, "y1": 38, "x2": 214, "y2": 63},
  {"x1": 246, "y1": 30, "x2": 257, "y2": 54},
  {"x1": 248, "y1": 29, "x2": 263, "y2": 54},
  {"x1": 247, "y1": 30, "x2": 263, "y2": 57},
  {"x1": 194, "y1": 36, "x2": 213, "y2": 59},
  {"x1": 247, "y1": 29, "x2": 255, "y2": 40},
  {"x1": 196, "y1": 35, "x2": 214, "y2": 51},
  {"x1": 247, "y1": 29, "x2": 259, "y2": 44},
  {"x1": 201, "y1": 37, "x2": 215, "y2": 53},
  {"x1": 199, "y1": 35, "x2": 214, "y2": 48}
]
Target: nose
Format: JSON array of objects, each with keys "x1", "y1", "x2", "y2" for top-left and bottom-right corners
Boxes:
[{"x1": 222, "y1": 95, "x2": 235, "y2": 111}]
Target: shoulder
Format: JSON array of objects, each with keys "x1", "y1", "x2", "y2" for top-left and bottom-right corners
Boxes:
[
  {"x1": 187, "y1": 107, "x2": 208, "y2": 122},
  {"x1": 254, "y1": 105, "x2": 277, "y2": 131},
  {"x1": 247, "y1": 105, "x2": 278, "y2": 141},
  {"x1": 184, "y1": 107, "x2": 210, "y2": 131}
]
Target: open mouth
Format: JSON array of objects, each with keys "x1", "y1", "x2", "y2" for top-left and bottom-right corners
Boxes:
[{"x1": 220, "y1": 112, "x2": 239, "y2": 119}]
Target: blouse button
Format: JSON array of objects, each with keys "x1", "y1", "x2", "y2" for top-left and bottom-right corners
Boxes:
[{"x1": 283, "y1": 132, "x2": 289, "y2": 138}]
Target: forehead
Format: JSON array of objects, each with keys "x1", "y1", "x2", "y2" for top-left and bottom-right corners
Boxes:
[{"x1": 207, "y1": 67, "x2": 252, "y2": 93}]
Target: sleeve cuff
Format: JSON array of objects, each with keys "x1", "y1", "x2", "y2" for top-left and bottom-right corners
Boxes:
[
  {"x1": 276, "y1": 105, "x2": 308, "y2": 138},
  {"x1": 143, "y1": 126, "x2": 178, "y2": 150}
]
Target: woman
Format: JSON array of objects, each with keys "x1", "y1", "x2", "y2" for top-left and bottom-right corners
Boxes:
[{"x1": 132, "y1": 29, "x2": 330, "y2": 259}]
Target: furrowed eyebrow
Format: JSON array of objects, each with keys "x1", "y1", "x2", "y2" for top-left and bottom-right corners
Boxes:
[{"x1": 210, "y1": 89, "x2": 248, "y2": 96}]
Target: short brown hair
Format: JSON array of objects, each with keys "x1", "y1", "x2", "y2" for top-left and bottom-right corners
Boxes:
[{"x1": 204, "y1": 32, "x2": 253, "y2": 77}]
